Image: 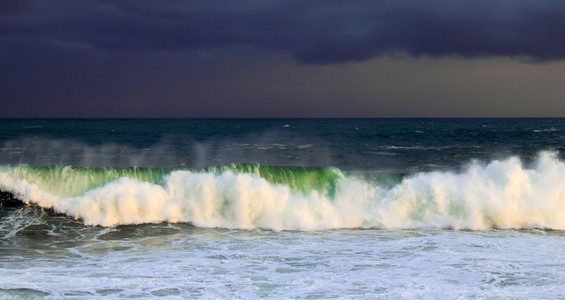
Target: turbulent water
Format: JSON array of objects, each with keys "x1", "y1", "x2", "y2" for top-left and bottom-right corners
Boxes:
[{"x1": 2, "y1": 119, "x2": 565, "y2": 298}]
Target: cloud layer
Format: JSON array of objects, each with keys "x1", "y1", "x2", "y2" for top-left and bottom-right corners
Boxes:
[
  {"x1": 2, "y1": 1, "x2": 565, "y2": 118},
  {"x1": 2, "y1": 0, "x2": 565, "y2": 64}
]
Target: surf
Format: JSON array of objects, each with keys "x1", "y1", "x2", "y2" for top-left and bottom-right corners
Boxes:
[{"x1": 1, "y1": 151, "x2": 565, "y2": 231}]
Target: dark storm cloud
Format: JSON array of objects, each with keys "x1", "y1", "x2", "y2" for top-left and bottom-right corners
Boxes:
[{"x1": 2, "y1": 0, "x2": 565, "y2": 64}]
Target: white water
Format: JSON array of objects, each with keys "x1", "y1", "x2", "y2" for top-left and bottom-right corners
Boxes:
[
  {"x1": 2, "y1": 152, "x2": 565, "y2": 230},
  {"x1": 2, "y1": 226, "x2": 565, "y2": 298}
]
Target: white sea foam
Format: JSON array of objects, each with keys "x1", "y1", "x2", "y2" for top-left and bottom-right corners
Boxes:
[
  {"x1": 2, "y1": 151, "x2": 565, "y2": 230},
  {"x1": 533, "y1": 127, "x2": 558, "y2": 133}
]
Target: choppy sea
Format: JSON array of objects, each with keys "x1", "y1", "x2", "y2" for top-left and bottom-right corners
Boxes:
[{"x1": 1, "y1": 118, "x2": 565, "y2": 298}]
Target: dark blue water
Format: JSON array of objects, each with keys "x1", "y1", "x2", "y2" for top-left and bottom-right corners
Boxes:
[{"x1": 1, "y1": 118, "x2": 564, "y2": 172}]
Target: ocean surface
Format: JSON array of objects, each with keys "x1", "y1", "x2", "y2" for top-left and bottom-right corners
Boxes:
[{"x1": 1, "y1": 118, "x2": 565, "y2": 298}]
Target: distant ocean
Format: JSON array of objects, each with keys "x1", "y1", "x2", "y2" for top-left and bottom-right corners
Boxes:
[{"x1": 2, "y1": 119, "x2": 565, "y2": 298}]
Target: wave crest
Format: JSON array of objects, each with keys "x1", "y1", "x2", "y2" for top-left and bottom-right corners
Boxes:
[{"x1": 1, "y1": 152, "x2": 565, "y2": 230}]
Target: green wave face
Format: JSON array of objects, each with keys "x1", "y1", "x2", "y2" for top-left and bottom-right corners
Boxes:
[
  {"x1": 1, "y1": 164, "x2": 346, "y2": 198},
  {"x1": 207, "y1": 164, "x2": 346, "y2": 196},
  {"x1": 0, "y1": 165, "x2": 171, "y2": 197}
]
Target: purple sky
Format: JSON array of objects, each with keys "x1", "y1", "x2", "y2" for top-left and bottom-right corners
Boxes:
[{"x1": 1, "y1": 0, "x2": 565, "y2": 117}]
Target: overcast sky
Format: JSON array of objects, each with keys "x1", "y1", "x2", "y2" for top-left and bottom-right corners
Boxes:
[{"x1": 1, "y1": 0, "x2": 565, "y2": 117}]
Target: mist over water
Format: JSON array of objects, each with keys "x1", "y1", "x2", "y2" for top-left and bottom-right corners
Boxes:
[{"x1": 3, "y1": 118, "x2": 564, "y2": 171}]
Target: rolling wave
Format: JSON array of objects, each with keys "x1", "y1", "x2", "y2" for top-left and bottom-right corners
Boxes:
[{"x1": 1, "y1": 152, "x2": 565, "y2": 230}]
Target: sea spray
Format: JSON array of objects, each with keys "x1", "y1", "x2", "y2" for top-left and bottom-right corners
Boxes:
[
  {"x1": 1, "y1": 151, "x2": 565, "y2": 230},
  {"x1": 205, "y1": 163, "x2": 345, "y2": 196}
]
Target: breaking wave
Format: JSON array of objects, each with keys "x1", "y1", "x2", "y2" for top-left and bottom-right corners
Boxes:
[{"x1": 1, "y1": 152, "x2": 565, "y2": 231}]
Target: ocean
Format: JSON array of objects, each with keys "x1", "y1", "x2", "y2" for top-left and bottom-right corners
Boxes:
[{"x1": 1, "y1": 118, "x2": 565, "y2": 298}]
